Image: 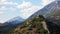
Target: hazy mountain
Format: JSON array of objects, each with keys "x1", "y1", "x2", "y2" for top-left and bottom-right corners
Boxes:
[
  {"x1": 0, "y1": 16, "x2": 25, "y2": 29},
  {"x1": 6, "y1": 16, "x2": 25, "y2": 25},
  {"x1": 0, "y1": 16, "x2": 25, "y2": 33}
]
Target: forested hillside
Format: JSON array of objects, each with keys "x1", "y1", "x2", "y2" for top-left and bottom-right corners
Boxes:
[
  {"x1": 7, "y1": 15, "x2": 60, "y2": 34},
  {"x1": 7, "y1": 15, "x2": 49, "y2": 34}
]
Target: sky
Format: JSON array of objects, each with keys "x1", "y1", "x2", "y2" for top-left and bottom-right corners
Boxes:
[{"x1": 0, "y1": 0, "x2": 55, "y2": 23}]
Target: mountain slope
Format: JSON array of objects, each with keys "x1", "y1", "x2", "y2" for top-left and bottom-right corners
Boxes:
[
  {"x1": 7, "y1": 16, "x2": 25, "y2": 25},
  {"x1": 27, "y1": 1, "x2": 57, "y2": 19},
  {"x1": 7, "y1": 15, "x2": 49, "y2": 34},
  {"x1": 0, "y1": 16, "x2": 25, "y2": 34}
]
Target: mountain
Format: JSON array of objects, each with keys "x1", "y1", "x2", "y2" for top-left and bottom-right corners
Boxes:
[
  {"x1": 26, "y1": 0, "x2": 60, "y2": 26},
  {"x1": 0, "y1": 16, "x2": 25, "y2": 26},
  {"x1": 6, "y1": 16, "x2": 25, "y2": 25},
  {"x1": 7, "y1": 15, "x2": 49, "y2": 34},
  {"x1": 0, "y1": 16, "x2": 25, "y2": 33},
  {"x1": 27, "y1": 1, "x2": 57, "y2": 20},
  {"x1": 23, "y1": 1, "x2": 60, "y2": 34},
  {"x1": 27, "y1": 0, "x2": 60, "y2": 19},
  {"x1": 2, "y1": 16, "x2": 25, "y2": 24},
  {"x1": 45, "y1": 17, "x2": 60, "y2": 34},
  {"x1": 0, "y1": 0, "x2": 60, "y2": 34}
]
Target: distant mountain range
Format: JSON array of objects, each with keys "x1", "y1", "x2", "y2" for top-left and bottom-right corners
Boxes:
[
  {"x1": 0, "y1": 16, "x2": 25, "y2": 33},
  {"x1": 0, "y1": 16, "x2": 26, "y2": 32},
  {"x1": 7, "y1": 16, "x2": 25, "y2": 25},
  {"x1": 0, "y1": 16, "x2": 25, "y2": 27}
]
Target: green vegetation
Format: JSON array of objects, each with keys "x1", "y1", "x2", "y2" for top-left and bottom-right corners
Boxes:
[
  {"x1": 7, "y1": 15, "x2": 49, "y2": 34},
  {"x1": 7, "y1": 15, "x2": 60, "y2": 34}
]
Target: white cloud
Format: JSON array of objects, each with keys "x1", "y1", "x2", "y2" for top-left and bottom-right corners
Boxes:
[
  {"x1": 0, "y1": 0, "x2": 18, "y2": 5},
  {"x1": 0, "y1": 12, "x2": 4, "y2": 15},
  {"x1": 20, "y1": 6, "x2": 41, "y2": 19},
  {"x1": 42, "y1": 0, "x2": 55, "y2": 6},
  {"x1": 0, "y1": 0, "x2": 7, "y2": 2},
  {"x1": 9, "y1": 7, "x2": 16, "y2": 11},
  {"x1": 17, "y1": 1, "x2": 44, "y2": 19},
  {"x1": 0, "y1": 18, "x2": 10, "y2": 23},
  {"x1": 0, "y1": 20, "x2": 5, "y2": 23},
  {"x1": 0, "y1": 0, "x2": 47, "y2": 23},
  {"x1": 0, "y1": 0, "x2": 17, "y2": 23},
  {"x1": 3, "y1": 2, "x2": 18, "y2": 5},
  {"x1": 0, "y1": 6, "x2": 16, "y2": 11},
  {"x1": 17, "y1": 1, "x2": 32, "y2": 9},
  {"x1": 0, "y1": 6, "x2": 7, "y2": 10}
]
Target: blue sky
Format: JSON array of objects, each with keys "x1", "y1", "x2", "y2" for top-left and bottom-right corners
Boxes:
[{"x1": 0, "y1": 0, "x2": 55, "y2": 23}]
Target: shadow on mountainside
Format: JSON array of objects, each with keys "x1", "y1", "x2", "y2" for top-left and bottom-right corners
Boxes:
[{"x1": 46, "y1": 16, "x2": 60, "y2": 34}]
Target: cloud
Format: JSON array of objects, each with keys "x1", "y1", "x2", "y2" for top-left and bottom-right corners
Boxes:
[
  {"x1": 0, "y1": 19, "x2": 6, "y2": 23},
  {"x1": 17, "y1": 1, "x2": 32, "y2": 9},
  {"x1": 3, "y1": 2, "x2": 18, "y2": 5},
  {"x1": 0, "y1": 6, "x2": 16, "y2": 11},
  {"x1": 0, "y1": 0, "x2": 18, "y2": 5},
  {"x1": 0, "y1": 12, "x2": 4, "y2": 15},
  {"x1": 9, "y1": 7, "x2": 16, "y2": 11},
  {"x1": 0, "y1": 18, "x2": 10, "y2": 23},
  {"x1": 0, "y1": 0, "x2": 18, "y2": 23},
  {"x1": 0, "y1": 20, "x2": 6, "y2": 23},
  {"x1": 42, "y1": 0, "x2": 55, "y2": 6},
  {"x1": 0, "y1": 0, "x2": 7, "y2": 2},
  {"x1": 16, "y1": 1, "x2": 44, "y2": 19},
  {"x1": 0, "y1": 6, "x2": 7, "y2": 10},
  {"x1": 19, "y1": 6, "x2": 42, "y2": 19},
  {"x1": 0, "y1": 0, "x2": 45, "y2": 23}
]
